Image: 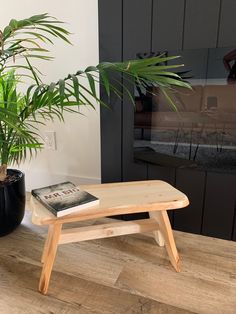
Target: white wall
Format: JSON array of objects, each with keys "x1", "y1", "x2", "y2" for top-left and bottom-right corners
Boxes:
[{"x1": 1, "y1": 0, "x2": 101, "y2": 190}]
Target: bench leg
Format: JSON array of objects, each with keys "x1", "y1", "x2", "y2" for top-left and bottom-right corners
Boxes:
[
  {"x1": 41, "y1": 225, "x2": 54, "y2": 264},
  {"x1": 39, "y1": 224, "x2": 62, "y2": 294},
  {"x1": 149, "y1": 212, "x2": 165, "y2": 246},
  {"x1": 149, "y1": 210, "x2": 180, "y2": 272}
]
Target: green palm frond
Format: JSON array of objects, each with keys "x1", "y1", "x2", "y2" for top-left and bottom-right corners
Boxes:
[
  {"x1": 0, "y1": 71, "x2": 43, "y2": 165},
  {"x1": 0, "y1": 13, "x2": 191, "y2": 170},
  {"x1": 0, "y1": 13, "x2": 70, "y2": 79}
]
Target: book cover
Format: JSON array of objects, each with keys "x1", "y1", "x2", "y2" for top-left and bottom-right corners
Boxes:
[{"x1": 31, "y1": 182, "x2": 99, "y2": 217}]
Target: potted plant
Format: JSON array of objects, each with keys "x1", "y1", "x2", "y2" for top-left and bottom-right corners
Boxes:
[{"x1": 0, "y1": 13, "x2": 190, "y2": 236}]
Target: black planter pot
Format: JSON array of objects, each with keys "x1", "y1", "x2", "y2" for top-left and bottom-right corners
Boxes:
[{"x1": 0, "y1": 169, "x2": 25, "y2": 237}]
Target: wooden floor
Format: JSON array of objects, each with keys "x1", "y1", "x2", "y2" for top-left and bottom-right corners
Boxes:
[{"x1": 1, "y1": 207, "x2": 236, "y2": 314}]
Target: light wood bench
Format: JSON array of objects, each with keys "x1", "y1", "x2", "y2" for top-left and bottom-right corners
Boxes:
[{"x1": 30, "y1": 180, "x2": 189, "y2": 294}]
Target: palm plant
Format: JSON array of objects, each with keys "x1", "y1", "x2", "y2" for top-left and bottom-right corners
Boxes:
[{"x1": 0, "y1": 13, "x2": 190, "y2": 182}]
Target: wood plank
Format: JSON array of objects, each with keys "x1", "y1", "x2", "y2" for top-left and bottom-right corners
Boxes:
[
  {"x1": 113, "y1": 230, "x2": 236, "y2": 314},
  {"x1": 59, "y1": 218, "x2": 159, "y2": 244},
  {"x1": 1, "y1": 210, "x2": 236, "y2": 313},
  {"x1": 115, "y1": 258, "x2": 236, "y2": 314},
  {"x1": 2, "y1": 214, "x2": 124, "y2": 288},
  {"x1": 31, "y1": 180, "x2": 189, "y2": 225},
  {"x1": 0, "y1": 255, "x2": 193, "y2": 314}
]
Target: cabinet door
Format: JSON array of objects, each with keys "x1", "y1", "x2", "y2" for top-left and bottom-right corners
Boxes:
[
  {"x1": 152, "y1": 0, "x2": 185, "y2": 51},
  {"x1": 218, "y1": 0, "x2": 236, "y2": 47},
  {"x1": 202, "y1": 172, "x2": 236, "y2": 240},
  {"x1": 233, "y1": 205, "x2": 236, "y2": 241},
  {"x1": 99, "y1": 0, "x2": 123, "y2": 182},
  {"x1": 123, "y1": 0, "x2": 152, "y2": 59},
  {"x1": 183, "y1": 0, "x2": 220, "y2": 49},
  {"x1": 122, "y1": 0, "x2": 152, "y2": 181},
  {"x1": 174, "y1": 169, "x2": 206, "y2": 234}
]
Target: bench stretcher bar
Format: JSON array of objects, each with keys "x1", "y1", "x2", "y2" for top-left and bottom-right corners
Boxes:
[{"x1": 59, "y1": 218, "x2": 159, "y2": 244}]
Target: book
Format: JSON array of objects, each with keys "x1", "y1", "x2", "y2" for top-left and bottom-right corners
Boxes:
[{"x1": 31, "y1": 181, "x2": 99, "y2": 217}]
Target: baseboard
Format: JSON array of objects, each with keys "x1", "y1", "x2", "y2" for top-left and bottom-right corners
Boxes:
[{"x1": 23, "y1": 169, "x2": 101, "y2": 192}]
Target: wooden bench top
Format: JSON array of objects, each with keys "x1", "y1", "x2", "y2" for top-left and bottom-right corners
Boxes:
[{"x1": 31, "y1": 180, "x2": 189, "y2": 226}]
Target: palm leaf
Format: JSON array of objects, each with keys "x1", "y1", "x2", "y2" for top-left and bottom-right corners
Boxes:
[{"x1": 0, "y1": 12, "x2": 191, "y2": 170}]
